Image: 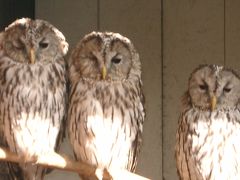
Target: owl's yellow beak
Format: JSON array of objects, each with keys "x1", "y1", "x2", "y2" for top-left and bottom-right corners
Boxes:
[
  {"x1": 211, "y1": 95, "x2": 217, "y2": 111},
  {"x1": 102, "y1": 65, "x2": 107, "y2": 80},
  {"x1": 29, "y1": 48, "x2": 35, "y2": 64}
]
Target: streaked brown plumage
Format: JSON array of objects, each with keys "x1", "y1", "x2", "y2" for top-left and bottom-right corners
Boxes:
[
  {"x1": 0, "y1": 18, "x2": 68, "y2": 179},
  {"x1": 176, "y1": 64, "x2": 240, "y2": 180},
  {"x1": 68, "y1": 32, "x2": 145, "y2": 179}
]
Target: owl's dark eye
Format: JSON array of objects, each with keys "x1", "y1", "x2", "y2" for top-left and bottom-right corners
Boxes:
[
  {"x1": 39, "y1": 41, "x2": 49, "y2": 49},
  {"x1": 111, "y1": 57, "x2": 121, "y2": 64},
  {"x1": 199, "y1": 84, "x2": 208, "y2": 91},
  {"x1": 223, "y1": 87, "x2": 231, "y2": 93}
]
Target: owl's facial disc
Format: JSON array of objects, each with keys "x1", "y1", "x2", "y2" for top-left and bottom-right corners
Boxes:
[
  {"x1": 75, "y1": 33, "x2": 135, "y2": 82},
  {"x1": 189, "y1": 66, "x2": 218, "y2": 110},
  {"x1": 2, "y1": 18, "x2": 67, "y2": 65},
  {"x1": 192, "y1": 67, "x2": 240, "y2": 110}
]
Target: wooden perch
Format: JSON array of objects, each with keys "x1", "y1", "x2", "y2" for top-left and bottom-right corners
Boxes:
[{"x1": 0, "y1": 147, "x2": 150, "y2": 180}]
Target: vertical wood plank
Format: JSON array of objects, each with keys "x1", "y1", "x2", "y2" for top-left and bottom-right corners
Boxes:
[
  {"x1": 35, "y1": 1, "x2": 98, "y2": 179},
  {"x1": 225, "y1": 0, "x2": 240, "y2": 70},
  {"x1": 100, "y1": 1, "x2": 162, "y2": 180},
  {"x1": 163, "y1": 0, "x2": 224, "y2": 179}
]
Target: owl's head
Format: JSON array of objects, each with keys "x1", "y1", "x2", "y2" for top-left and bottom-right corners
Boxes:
[
  {"x1": 69, "y1": 31, "x2": 141, "y2": 83},
  {"x1": 187, "y1": 64, "x2": 240, "y2": 110},
  {"x1": 1, "y1": 18, "x2": 68, "y2": 64}
]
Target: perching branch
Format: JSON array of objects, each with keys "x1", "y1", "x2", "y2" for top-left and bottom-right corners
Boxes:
[{"x1": 0, "y1": 147, "x2": 150, "y2": 180}]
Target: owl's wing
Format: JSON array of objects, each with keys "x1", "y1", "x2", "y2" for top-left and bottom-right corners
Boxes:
[
  {"x1": 127, "y1": 132, "x2": 142, "y2": 172},
  {"x1": 0, "y1": 32, "x2": 24, "y2": 180},
  {"x1": 55, "y1": 69, "x2": 70, "y2": 152},
  {"x1": 7, "y1": 163, "x2": 24, "y2": 180},
  {"x1": 53, "y1": 76, "x2": 68, "y2": 153},
  {"x1": 128, "y1": 89, "x2": 145, "y2": 172},
  {"x1": 54, "y1": 118, "x2": 66, "y2": 152},
  {"x1": 175, "y1": 112, "x2": 203, "y2": 180},
  {"x1": 181, "y1": 91, "x2": 192, "y2": 112}
]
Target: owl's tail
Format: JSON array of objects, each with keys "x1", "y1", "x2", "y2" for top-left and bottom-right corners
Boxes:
[
  {"x1": 20, "y1": 163, "x2": 46, "y2": 180},
  {"x1": 7, "y1": 162, "x2": 24, "y2": 180}
]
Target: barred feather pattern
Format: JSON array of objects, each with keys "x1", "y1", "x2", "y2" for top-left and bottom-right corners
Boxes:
[
  {"x1": 0, "y1": 45, "x2": 67, "y2": 179},
  {"x1": 68, "y1": 32, "x2": 145, "y2": 179},
  {"x1": 68, "y1": 79, "x2": 144, "y2": 173},
  {"x1": 176, "y1": 107, "x2": 240, "y2": 180}
]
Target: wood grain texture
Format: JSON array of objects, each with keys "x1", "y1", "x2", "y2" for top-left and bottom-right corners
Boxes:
[{"x1": 225, "y1": 0, "x2": 240, "y2": 70}]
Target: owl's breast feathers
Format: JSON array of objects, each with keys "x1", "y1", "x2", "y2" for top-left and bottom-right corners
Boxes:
[
  {"x1": 68, "y1": 80, "x2": 144, "y2": 171},
  {"x1": 176, "y1": 108, "x2": 240, "y2": 179},
  {"x1": 0, "y1": 57, "x2": 66, "y2": 154}
]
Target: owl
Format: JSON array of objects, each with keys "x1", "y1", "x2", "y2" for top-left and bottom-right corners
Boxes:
[
  {"x1": 68, "y1": 32, "x2": 145, "y2": 179},
  {"x1": 0, "y1": 18, "x2": 68, "y2": 179},
  {"x1": 175, "y1": 64, "x2": 240, "y2": 180}
]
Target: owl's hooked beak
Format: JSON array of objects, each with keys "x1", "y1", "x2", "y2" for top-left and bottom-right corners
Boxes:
[
  {"x1": 102, "y1": 65, "x2": 107, "y2": 80},
  {"x1": 211, "y1": 95, "x2": 217, "y2": 111},
  {"x1": 29, "y1": 48, "x2": 35, "y2": 64}
]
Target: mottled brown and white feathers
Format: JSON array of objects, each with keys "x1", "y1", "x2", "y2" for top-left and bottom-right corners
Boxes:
[
  {"x1": 68, "y1": 32, "x2": 145, "y2": 179},
  {"x1": 0, "y1": 18, "x2": 68, "y2": 180},
  {"x1": 176, "y1": 64, "x2": 240, "y2": 180}
]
